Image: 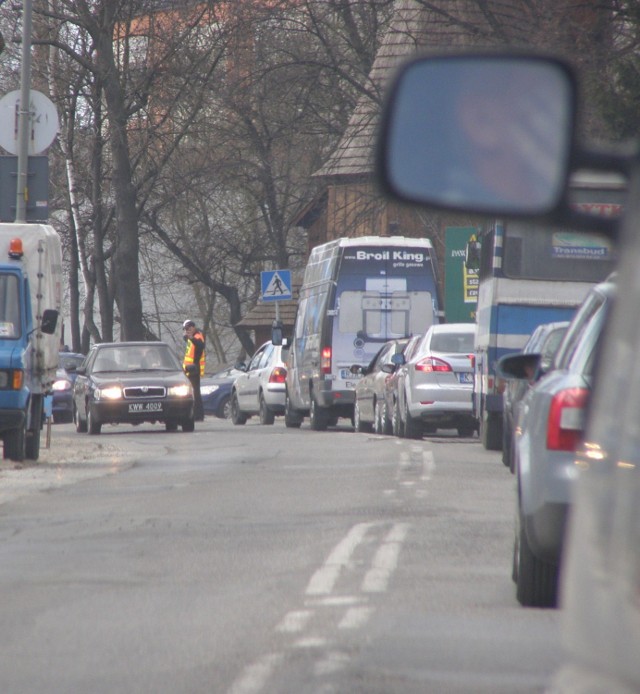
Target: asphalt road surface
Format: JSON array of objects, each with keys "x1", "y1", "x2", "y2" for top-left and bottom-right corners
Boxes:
[{"x1": 0, "y1": 418, "x2": 561, "y2": 693}]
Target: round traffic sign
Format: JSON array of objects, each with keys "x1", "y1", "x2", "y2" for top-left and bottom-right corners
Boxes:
[{"x1": 0, "y1": 89, "x2": 59, "y2": 155}]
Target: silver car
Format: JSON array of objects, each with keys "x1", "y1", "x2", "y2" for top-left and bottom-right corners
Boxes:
[
  {"x1": 230, "y1": 341, "x2": 289, "y2": 425},
  {"x1": 392, "y1": 323, "x2": 476, "y2": 438},
  {"x1": 499, "y1": 276, "x2": 615, "y2": 607},
  {"x1": 351, "y1": 337, "x2": 412, "y2": 434}
]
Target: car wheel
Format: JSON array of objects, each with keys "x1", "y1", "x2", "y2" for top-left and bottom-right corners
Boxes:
[
  {"x1": 3, "y1": 422, "x2": 26, "y2": 461},
  {"x1": 380, "y1": 400, "x2": 393, "y2": 436},
  {"x1": 217, "y1": 395, "x2": 231, "y2": 419},
  {"x1": 182, "y1": 418, "x2": 195, "y2": 432},
  {"x1": 165, "y1": 420, "x2": 179, "y2": 432},
  {"x1": 457, "y1": 424, "x2": 475, "y2": 438},
  {"x1": 515, "y1": 509, "x2": 559, "y2": 607},
  {"x1": 74, "y1": 401, "x2": 87, "y2": 433},
  {"x1": 284, "y1": 392, "x2": 302, "y2": 429},
  {"x1": 309, "y1": 391, "x2": 329, "y2": 431},
  {"x1": 374, "y1": 400, "x2": 384, "y2": 434},
  {"x1": 481, "y1": 410, "x2": 502, "y2": 451},
  {"x1": 354, "y1": 398, "x2": 372, "y2": 433},
  {"x1": 87, "y1": 406, "x2": 101, "y2": 435},
  {"x1": 259, "y1": 393, "x2": 275, "y2": 425},
  {"x1": 231, "y1": 392, "x2": 247, "y2": 425},
  {"x1": 392, "y1": 398, "x2": 403, "y2": 437},
  {"x1": 403, "y1": 397, "x2": 422, "y2": 439}
]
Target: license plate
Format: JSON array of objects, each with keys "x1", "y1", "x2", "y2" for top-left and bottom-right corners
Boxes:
[
  {"x1": 128, "y1": 402, "x2": 163, "y2": 413},
  {"x1": 458, "y1": 372, "x2": 473, "y2": 384},
  {"x1": 340, "y1": 369, "x2": 360, "y2": 380}
]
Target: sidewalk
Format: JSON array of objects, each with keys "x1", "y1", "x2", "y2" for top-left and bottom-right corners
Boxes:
[{"x1": 0, "y1": 422, "x2": 136, "y2": 506}]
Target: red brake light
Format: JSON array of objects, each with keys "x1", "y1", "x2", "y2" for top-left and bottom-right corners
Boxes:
[
  {"x1": 321, "y1": 347, "x2": 331, "y2": 374},
  {"x1": 269, "y1": 366, "x2": 287, "y2": 384},
  {"x1": 415, "y1": 357, "x2": 452, "y2": 373},
  {"x1": 546, "y1": 387, "x2": 589, "y2": 451}
]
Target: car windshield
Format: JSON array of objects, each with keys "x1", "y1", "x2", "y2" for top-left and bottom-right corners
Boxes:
[{"x1": 92, "y1": 345, "x2": 179, "y2": 372}]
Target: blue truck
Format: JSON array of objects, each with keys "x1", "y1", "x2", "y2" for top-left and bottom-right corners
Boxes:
[{"x1": 0, "y1": 223, "x2": 62, "y2": 461}]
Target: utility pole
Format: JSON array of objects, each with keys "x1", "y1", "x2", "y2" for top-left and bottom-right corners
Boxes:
[{"x1": 15, "y1": 0, "x2": 33, "y2": 223}]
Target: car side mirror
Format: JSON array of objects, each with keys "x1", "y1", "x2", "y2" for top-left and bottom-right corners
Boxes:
[
  {"x1": 40, "y1": 309, "x2": 59, "y2": 335},
  {"x1": 377, "y1": 54, "x2": 576, "y2": 217},
  {"x1": 496, "y1": 353, "x2": 541, "y2": 381},
  {"x1": 390, "y1": 353, "x2": 405, "y2": 366}
]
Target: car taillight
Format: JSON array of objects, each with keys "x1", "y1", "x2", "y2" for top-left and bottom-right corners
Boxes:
[
  {"x1": 269, "y1": 367, "x2": 287, "y2": 384},
  {"x1": 321, "y1": 347, "x2": 331, "y2": 374},
  {"x1": 415, "y1": 357, "x2": 452, "y2": 373},
  {"x1": 546, "y1": 387, "x2": 589, "y2": 451}
]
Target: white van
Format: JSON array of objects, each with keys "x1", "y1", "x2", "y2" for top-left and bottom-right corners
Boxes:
[{"x1": 285, "y1": 236, "x2": 441, "y2": 430}]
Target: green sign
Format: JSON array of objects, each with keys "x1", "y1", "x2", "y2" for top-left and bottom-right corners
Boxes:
[{"x1": 444, "y1": 226, "x2": 478, "y2": 322}]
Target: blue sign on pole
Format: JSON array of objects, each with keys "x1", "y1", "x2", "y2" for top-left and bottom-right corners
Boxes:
[{"x1": 260, "y1": 270, "x2": 292, "y2": 301}]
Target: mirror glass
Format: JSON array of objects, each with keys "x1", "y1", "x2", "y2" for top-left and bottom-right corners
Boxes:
[{"x1": 381, "y1": 56, "x2": 574, "y2": 215}]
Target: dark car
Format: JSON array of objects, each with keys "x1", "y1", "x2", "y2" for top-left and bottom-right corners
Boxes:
[
  {"x1": 51, "y1": 351, "x2": 86, "y2": 423},
  {"x1": 201, "y1": 366, "x2": 244, "y2": 419},
  {"x1": 72, "y1": 341, "x2": 195, "y2": 435},
  {"x1": 502, "y1": 321, "x2": 569, "y2": 472}
]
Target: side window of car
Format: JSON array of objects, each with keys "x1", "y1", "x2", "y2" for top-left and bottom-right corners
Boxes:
[
  {"x1": 554, "y1": 293, "x2": 605, "y2": 369},
  {"x1": 248, "y1": 347, "x2": 265, "y2": 371}
]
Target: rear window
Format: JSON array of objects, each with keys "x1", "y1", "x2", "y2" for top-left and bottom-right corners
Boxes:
[{"x1": 430, "y1": 332, "x2": 474, "y2": 353}]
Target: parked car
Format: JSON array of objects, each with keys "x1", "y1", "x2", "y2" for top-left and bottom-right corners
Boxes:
[
  {"x1": 391, "y1": 323, "x2": 476, "y2": 438},
  {"x1": 382, "y1": 334, "x2": 423, "y2": 436},
  {"x1": 502, "y1": 321, "x2": 569, "y2": 472},
  {"x1": 377, "y1": 52, "x2": 640, "y2": 690},
  {"x1": 351, "y1": 337, "x2": 412, "y2": 434},
  {"x1": 201, "y1": 366, "x2": 244, "y2": 419},
  {"x1": 499, "y1": 277, "x2": 615, "y2": 607},
  {"x1": 51, "y1": 351, "x2": 85, "y2": 423},
  {"x1": 72, "y1": 341, "x2": 195, "y2": 435},
  {"x1": 230, "y1": 341, "x2": 289, "y2": 425}
]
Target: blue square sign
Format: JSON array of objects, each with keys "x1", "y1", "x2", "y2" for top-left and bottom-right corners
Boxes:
[{"x1": 261, "y1": 270, "x2": 292, "y2": 301}]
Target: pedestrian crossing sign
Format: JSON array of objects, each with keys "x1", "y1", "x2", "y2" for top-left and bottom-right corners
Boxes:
[{"x1": 261, "y1": 270, "x2": 292, "y2": 301}]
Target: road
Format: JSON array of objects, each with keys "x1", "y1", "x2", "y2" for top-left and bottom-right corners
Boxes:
[{"x1": 0, "y1": 418, "x2": 561, "y2": 693}]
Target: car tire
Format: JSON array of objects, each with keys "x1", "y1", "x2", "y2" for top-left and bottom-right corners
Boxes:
[
  {"x1": 354, "y1": 398, "x2": 372, "y2": 433},
  {"x1": 515, "y1": 509, "x2": 559, "y2": 607},
  {"x1": 457, "y1": 424, "x2": 475, "y2": 438},
  {"x1": 259, "y1": 393, "x2": 275, "y2": 425},
  {"x1": 403, "y1": 398, "x2": 422, "y2": 439},
  {"x1": 74, "y1": 402, "x2": 87, "y2": 433},
  {"x1": 231, "y1": 392, "x2": 247, "y2": 425},
  {"x1": 217, "y1": 395, "x2": 231, "y2": 419},
  {"x1": 392, "y1": 398, "x2": 403, "y2": 437},
  {"x1": 373, "y1": 400, "x2": 384, "y2": 434},
  {"x1": 182, "y1": 418, "x2": 195, "y2": 432},
  {"x1": 481, "y1": 410, "x2": 502, "y2": 451},
  {"x1": 3, "y1": 422, "x2": 26, "y2": 461},
  {"x1": 284, "y1": 392, "x2": 302, "y2": 429},
  {"x1": 309, "y1": 391, "x2": 329, "y2": 431},
  {"x1": 379, "y1": 400, "x2": 393, "y2": 435},
  {"x1": 87, "y1": 406, "x2": 102, "y2": 435}
]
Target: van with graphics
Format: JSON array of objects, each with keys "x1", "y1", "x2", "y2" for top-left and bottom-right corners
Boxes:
[{"x1": 285, "y1": 236, "x2": 441, "y2": 430}]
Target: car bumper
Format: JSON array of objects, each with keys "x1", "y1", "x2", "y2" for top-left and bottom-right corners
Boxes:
[
  {"x1": 524, "y1": 502, "x2": 569, "y2": 564},
  {"x1": 90, "y1": 398, "x2": 194, "y2": 425},
  {"x1": 0, "y1": 409, "x2": 26, "y2": 433}
]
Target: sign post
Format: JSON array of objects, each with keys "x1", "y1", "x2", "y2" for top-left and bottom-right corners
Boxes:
[{"x1": 260, "y1": 270, "x2": 292, "y2": 345}]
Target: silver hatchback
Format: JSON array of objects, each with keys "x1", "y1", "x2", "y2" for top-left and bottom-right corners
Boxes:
[{"x1": 392, "y1": 323, "x2": 476, "y2": 438}]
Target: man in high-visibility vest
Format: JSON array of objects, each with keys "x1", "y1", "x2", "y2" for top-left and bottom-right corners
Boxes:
[{"x1": 182, "y1": 319, "x2": 205, "y2": 421}]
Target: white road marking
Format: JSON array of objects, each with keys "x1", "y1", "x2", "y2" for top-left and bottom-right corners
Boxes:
[
  {"x1": 338, "y1": 606, "x2": 374, "y2": 630},
  {"x1": 306, "y1": 595, "x2": 365, "y2": 607},
  {"x1": 227, "y1": 653, "x2": 284, "y2": 694},
  {"x1": 361, "y1": 522, "x2": 410, "y2": 593},
  {"x1": 293, "y1": 636, "x2": 328, "y2": 648},
  {"x1": 275, "y1": 610, "x2": 313, "y2": 633},
  {"x1": 305, "y1": 521, "x2": 376, "y2": 596}
]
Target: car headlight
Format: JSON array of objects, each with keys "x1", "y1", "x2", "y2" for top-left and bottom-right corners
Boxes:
[
  {"x1": 200, "y1": 384, "x2": 220, "y2": 396},
  {"x1": 94, "y1": 385, "x2": 123, "y2": 400},
  {"x1": 52, "y1": 379, "x2": 72, "y2": 391},
  {"x1": 168, "y1": 383, "x2": 192, "y2": 398}
]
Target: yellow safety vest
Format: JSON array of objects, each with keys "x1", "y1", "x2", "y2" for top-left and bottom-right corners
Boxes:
[{"x1": 183, "y1": 330, "x2": 205, "y2": 376}]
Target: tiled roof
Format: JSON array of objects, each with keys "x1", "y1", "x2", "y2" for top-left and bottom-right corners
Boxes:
[{"x1": 235, "y1": 280, "x2": 301, "y2": 328}]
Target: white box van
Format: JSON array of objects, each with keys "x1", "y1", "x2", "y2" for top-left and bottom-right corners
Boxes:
[{"x1": 285, "y1": 236, "x2": 441, "y2": 430}]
